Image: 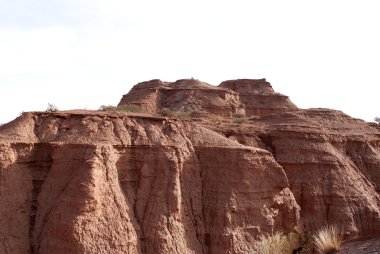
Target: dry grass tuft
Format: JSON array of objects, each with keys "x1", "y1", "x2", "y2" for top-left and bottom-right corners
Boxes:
[
  {"x1": 99, "y1": 104, "x2": 143, "y2": 113},
  {"x1": 253, "y1": 232, "x2": 299, "y2": 254},
  {"x1": 313, "y1": 225, "x2": 342, "y2": 254}
]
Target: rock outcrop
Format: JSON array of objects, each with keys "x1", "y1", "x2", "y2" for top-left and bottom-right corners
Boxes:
[
  {"x1": 256, "y1": 109, "x2": 380, "y2": 238},
  {"x1": 118, "y1": 79, "x2": 245, "y2": 117},
  {"x1": 210, "y1": 108, "x2": 380, "y2": 239},
  {"x1": 219, "y1": 79, "x2": 298, "y2": 117},
  {"x1": 0, "y1": 111, "x2": 299, "y2": 254},
  {"x1": 118, "y1": 79, "x2": 298, "y2": 118},
  {"x1": 1, "y1": 78, "x2": 380, "y2": 254}
]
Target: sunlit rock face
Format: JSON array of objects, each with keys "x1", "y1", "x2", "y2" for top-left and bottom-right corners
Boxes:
[
  {"x1": 1, "y1": 78, "x2": 380, "y2": 254},
  {"x1": 0, "y1": 112, "x2": 299, "y2": 254},
  {"x1": 118, "y1": 79, "x2": 245, "y2": 117},
  {"x1": 219, "y1": 79, "x2": 298, "y2": 117}
]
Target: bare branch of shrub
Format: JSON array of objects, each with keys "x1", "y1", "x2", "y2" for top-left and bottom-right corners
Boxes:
[{"x1": 46, "y1": 103, "x2": 58, "y2": 112}]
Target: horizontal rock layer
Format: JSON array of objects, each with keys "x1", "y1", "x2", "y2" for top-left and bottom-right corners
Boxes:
[
  {"x1": 118, "y1": 79, "x2": 245, "y2": 117},
  {"x1": 211, "y1": 108, "x2": 380, "y2": 239},
  {"x1": 118, "y1": 79, "x2": 298, "y2": 117}
]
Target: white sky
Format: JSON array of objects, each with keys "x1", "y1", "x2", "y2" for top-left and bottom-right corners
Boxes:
[{"x1": 1, "y1": 0, "x2": 379, "y2": 124}]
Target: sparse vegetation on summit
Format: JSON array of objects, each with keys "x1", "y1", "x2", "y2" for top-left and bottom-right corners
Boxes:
[
  {"x1": 99, "y1": 104, "x2": 143, "y2": 113},
  {"x1": 157, "y1": 107, "x2": 193, "y2": 119},
  {"x1": 98, "y1": 105, "x2": 116, "y2": 111},
  {"x1": 157, "y1": 107, "x2": 176, "y2": 117}
]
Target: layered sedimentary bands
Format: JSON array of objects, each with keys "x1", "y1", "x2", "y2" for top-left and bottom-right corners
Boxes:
[{"x1": 1, "y1": 78, "x2": 380, "y2": 254}]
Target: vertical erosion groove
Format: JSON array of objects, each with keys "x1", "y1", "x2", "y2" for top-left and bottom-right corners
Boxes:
[
  {"x1": 28, "y1": 144, "x2": 52, "y2": 253},
  {"x1": 115, "y1": 145, "x2": 146, "y2": 253}
]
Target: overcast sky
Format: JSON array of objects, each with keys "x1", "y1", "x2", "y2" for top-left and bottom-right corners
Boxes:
[{"x1": 1, "y1": 0, "x2": 379, "y2": 124}]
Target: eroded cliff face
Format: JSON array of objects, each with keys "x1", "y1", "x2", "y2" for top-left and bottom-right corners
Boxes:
[
  {"x1": 118, "y1": 79, "x2": 245, "y2": 117},
  {"x1": 257, "y1": 109, "x2": 380, "y2": 238},
  {"x1": 209, "y1": 108, "x2": 380, "y2": 239},
  {"x1": 219, "y1": 79, "x2": 298, "y2": 117},
  {"x1": 0, "y1": 112, "x2": 299, "y2": 254},
  {"x1": 1, "y1": 78, "x2": 380, "y2": 254}
]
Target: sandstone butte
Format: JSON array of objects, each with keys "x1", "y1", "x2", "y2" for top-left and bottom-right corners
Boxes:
[{"x1": 0, "y1": 78, "x2": 379, "y2": 254}]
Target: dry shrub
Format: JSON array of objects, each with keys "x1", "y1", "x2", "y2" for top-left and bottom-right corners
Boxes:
[
  {"x1": 233, "y1": 117, "x2": 246, "y2": 124},
  {"x1": 99, "y1": 105, "x2": 116, "y2": 111},
  {"x1": 232, "y1": 113, "x2": 245, "y2": 118},
  {"x1": 232, "y1": 112, "x2": 247, "y2": 124},
  {"x1": 99, "y1": 104, "x2": 143, "y2": 113},
  {"x1": 46, "y1": 103, "x2": 58, "y2": 112},
  {"x1": 313, "y1": 225, "x2": 342, "y2": 254},
  {"x1": 253, "y1": 232, "x2": 300, "y2": 254},
  {"x1": 176, "y1": 111, "x2": 192, "y2": 120},
  {"x1": 157, "y1": 108, "x2": 193, "y2": 119},
  {"x1": 158, "y1": 107, "x2": 177, "y2": 117}
]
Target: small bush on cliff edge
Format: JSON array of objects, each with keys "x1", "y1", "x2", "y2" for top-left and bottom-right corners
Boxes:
[
  {"x1": 252, "y1": 232, "x2": 300, "y2": 254},
  {"x1": 313, "y1": 225, "x2": 342, "y2": 254},
  {"x1": 46, "y1": 103, "x2": 58, "y2": 112}
]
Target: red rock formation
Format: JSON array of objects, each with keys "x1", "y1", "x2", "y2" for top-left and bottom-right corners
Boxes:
[
  {"x1": 256, "y1": 109, "x2": 380, "y2": 238},
  {"x1": 0, "y1": 111, "x2": 299, "y2": 254},
  {"x1": 118, "y1": 79, "x2": 245, "y2": 117},
  {"x1": 1, "y1": 78, "x2": 380, "y2": 253},
  {"x1": 119, "y1": 79, "x2": 297, "y2": 118},
  {"x1": 219, "y1": 79, "x2": 298, "y2": 117},
  {"x1": 210, "y1": 108, "x2": 380, "y2": 239}
]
